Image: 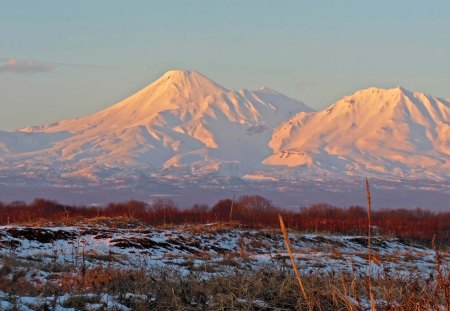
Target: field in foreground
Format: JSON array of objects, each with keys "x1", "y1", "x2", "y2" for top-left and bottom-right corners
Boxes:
[{"x1": 0, "y1": 219, "x2": 449, "y2": 310}]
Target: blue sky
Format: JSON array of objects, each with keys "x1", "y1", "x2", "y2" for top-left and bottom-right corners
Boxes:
[{"x1": 1, "y1": 1, "x2": 449, "y2": 130}]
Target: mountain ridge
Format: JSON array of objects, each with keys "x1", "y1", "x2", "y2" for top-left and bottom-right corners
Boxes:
[
  {"x1": 2, "y1": 70, "x2": 312, "y2": 177},
  {"x1": 0, "y1": 71, "x2": 449, "y2": 186},
  {"x1": 264, "y1": 86, "x2": 450, "y2": 179}
]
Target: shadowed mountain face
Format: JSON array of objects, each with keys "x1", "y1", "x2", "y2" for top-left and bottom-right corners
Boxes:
[{"x1": 0, "y1": 71, "x2": 449, "y2": 208}]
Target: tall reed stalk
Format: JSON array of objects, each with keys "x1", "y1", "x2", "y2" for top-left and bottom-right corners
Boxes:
[
  {"x1": 366, "y1": 178, "x2": 376, "y2": 311},
  {"x1": 279, "y1": 214, "x2": 312, "y2": 311}
]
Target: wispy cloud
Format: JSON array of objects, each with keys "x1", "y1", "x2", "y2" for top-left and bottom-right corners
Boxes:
[
  {"x1": 0, "y1": 58, "x2": 56, "y2": 74},
  {"x1": 0, "y1": 57, "x2": 109, "y2": 74}
]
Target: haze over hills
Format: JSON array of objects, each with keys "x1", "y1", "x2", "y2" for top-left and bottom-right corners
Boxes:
[{"x1": 0, "y1": 70, "x2": 449, "y2": 208}]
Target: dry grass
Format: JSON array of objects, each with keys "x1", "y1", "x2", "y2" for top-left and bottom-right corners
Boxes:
[
  {"x1": 1, "y1": 257, "x2": 449, "y2": 310},
  {"x1": 279, "y1": 214, "x2": 312, "y2": 310}
]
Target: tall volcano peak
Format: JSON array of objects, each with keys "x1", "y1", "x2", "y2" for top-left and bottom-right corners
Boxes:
[{"x1": 149, "y1": 69, "x2": 228, "y2": 96}]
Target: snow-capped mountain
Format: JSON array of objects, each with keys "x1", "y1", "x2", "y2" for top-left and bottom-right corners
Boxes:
[
  {"x1": 1, "y1": 74, "x2": 449, "y2": 208},
  {"x1": 264, "y1": 87, "x2": 450, "y2": 179},
  {"x1": 0, "y1": 70, "x2": 312, "y2": 178}
]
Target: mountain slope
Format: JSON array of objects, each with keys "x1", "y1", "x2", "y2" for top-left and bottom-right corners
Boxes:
[
  {"x1": 2, "y1": 70, "x2": 312, "y2": 177},
  {"x1": 264, "y1": 87, "x2": 450, "y2": 179}
]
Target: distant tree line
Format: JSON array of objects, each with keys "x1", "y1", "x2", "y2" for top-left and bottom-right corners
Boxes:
[{"x1": 0, "y1": 195, "x2": 448, "y2": 241}]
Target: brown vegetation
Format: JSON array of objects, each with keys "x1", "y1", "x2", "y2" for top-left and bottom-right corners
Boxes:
[
  {"x1": 1, "y1": 256, "x2": 449, "y2": 310},
  {"x1": 0, "y1": 195, "x2": 449, "y2": 242}
]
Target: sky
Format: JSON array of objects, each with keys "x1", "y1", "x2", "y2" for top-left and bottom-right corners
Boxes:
[{"x1": 1, "y1": 1, "x2": 450, "y2": 131}]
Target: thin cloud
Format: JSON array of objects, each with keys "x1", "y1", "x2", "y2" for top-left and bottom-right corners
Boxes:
[
  {"x1": 0, "y1": 58, "x2": 56, "y2": 74},
  {"x1": 0, "y1": 57, "x2": 110, "y2": 74}
]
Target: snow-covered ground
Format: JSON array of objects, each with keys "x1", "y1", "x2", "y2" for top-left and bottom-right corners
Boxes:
[
  {"x1": 1, "y1": 223, "x2": 446, "y2": 277},
  {"x1": 0, "y1": 291, "x2": 146, "y2": 311},
  {"x1": 0, "y1": 223, "x2": 448, "y2": 310}
]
